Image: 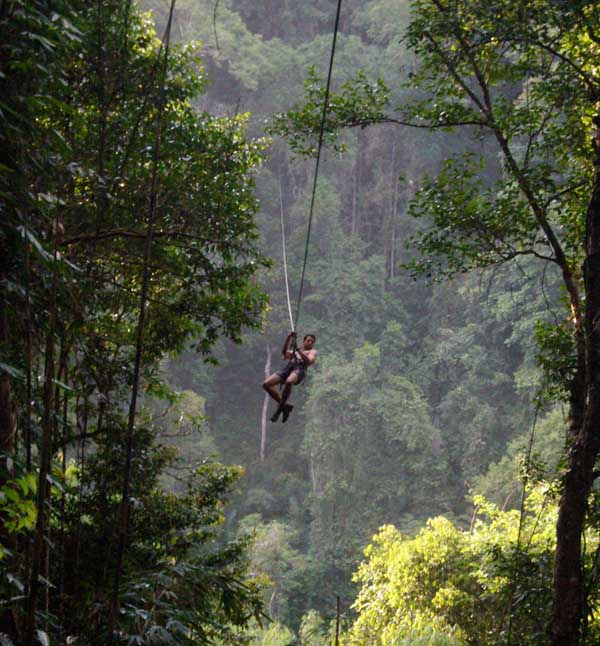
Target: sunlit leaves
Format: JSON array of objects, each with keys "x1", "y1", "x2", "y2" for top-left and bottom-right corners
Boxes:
[
  {"x1": 349, "y1": 487, "x2": 565, "y2": 645},
  {"x1": 0, "y1": 472, "x2": 37, "y2": 535}
]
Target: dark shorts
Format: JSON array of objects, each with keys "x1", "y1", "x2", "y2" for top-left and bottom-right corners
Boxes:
[{"x1": 276, "y1": 362, "x2": 306, "y2": 384}]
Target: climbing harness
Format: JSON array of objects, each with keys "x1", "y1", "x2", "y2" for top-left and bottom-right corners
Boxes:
[{"x1": 279, "y1": 0, "x2": 344, "y2": 333}]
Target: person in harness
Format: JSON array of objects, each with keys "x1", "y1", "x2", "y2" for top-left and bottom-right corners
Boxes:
[{"x1": 262, "y1": 331, "x2": 317, "y2": 422}]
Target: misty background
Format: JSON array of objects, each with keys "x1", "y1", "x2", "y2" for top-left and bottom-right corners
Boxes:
[{"x1": 145, "y1": 0, "x2": 564, "y2": 634}]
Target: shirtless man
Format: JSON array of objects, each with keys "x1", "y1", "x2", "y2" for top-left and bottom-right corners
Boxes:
[{"x1": 262, "y1": 331, "x2": 317, "y2": 423}]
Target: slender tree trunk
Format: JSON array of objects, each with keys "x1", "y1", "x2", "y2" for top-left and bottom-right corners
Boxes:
[
  {"x1": 24, "y1": 226, "x2": 60, "y2": 645},
  {"x1": 41, "y1": 343, "x2": 66, "y2": 633},
  {"x1": 390, "y1": 223, "x2": 396, "y2": 280},
  {"x1": 390, "y1": 139, "x2": 399, "y2": 282},
  {"x1": 385, "y1": 138, "x2": 398, "y2": 283},
  {"x1": 351, "y1": 156, "x2": 357, "y2": 235},
  {"x1": 0, "y1": 274, "x2": 17, "y2": 539},
  {"x1": 0, "y1": 282, "x2": 16, "y2": 640},
  {"x1": 58, "y1": 360, "x2": 68, "y2": 643},
  {"x1": 335, "y1": 596, "x2": 341, "y2": 646},
  {"x1": 309, "y1": 456, "x2": 317, "y2": 493},
  {"x1": 0, "y1": 286, "x2": 15, "y2": 466},
  {"x1": 17, "y1": 138, "x2": 33, "y2": 469},
  {"x1": 95, "y1": 0, "x2": 108, "y2": 241},
  {"x1": 74, "y1": 394, "x2": 88, "y2": 607},
  {"x1": 260, "y1": 344, "x2": 272, "y2": 462},
  {"x1": 24, "y1": 204, "x2": 33, "y2": 469},
  {"x1": 109, "y1": 2, "x2": 176, "y2": 634},
  {"x1": 551, "y1": 121, "x2": 600, "y2": 646},
  {"x1": 0, "y1": 195, "x2": 19, "y2": 639},
  {"x1": 19, "y1": 198, "x2": 32, "y2": 640}
]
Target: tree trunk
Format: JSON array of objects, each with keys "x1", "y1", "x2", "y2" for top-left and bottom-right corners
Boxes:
[
  {"x1": 351, "y1": 155, "x2": 358, "y2": 235},
  {"x1": 24, "y1": 200, "x2": 64, "y2": 645},
  {"x1": 0, "y1": 267, "x2": 16, "y2": 468},
  {"x1": 109, "y1": 3, "x2": 176, "y2": 632},
  {"x1": 260, "y1": 344, "x2": 272, "y2": 462},
  {"x1": 551, "y1": 122, "x2": 600, "y2": 646},
  {"x1": 0, "y1": 310, "x2": 20, "y2": 646},
  {"x1": 0, "y1": 361, "x2": 15, "y2": 467},
  {"x1": 388, "y1": 138, "x2": 398, "y2": 282},
  {"x1": 24, "y1": 204, "x2": 33, "y2": 469},
  {"x1": 25, "y1": 320, "x2": 56, "y2": 645},
  {"x1": 390, "y1": 166, "x2": 399, "y2": 282}
]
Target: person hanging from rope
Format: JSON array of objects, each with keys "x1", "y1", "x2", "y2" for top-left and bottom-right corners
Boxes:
[{"x1": 262, "y1": 331, "x2": 317, "y2": 423}]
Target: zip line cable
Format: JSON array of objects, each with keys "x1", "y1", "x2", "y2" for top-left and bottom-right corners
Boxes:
[
  {"x1": 291, "y1": 0, "x2": 344, "y2": 329},
  {"x1": 279, "y1": 178, "x2": 295, "y2": 331}
]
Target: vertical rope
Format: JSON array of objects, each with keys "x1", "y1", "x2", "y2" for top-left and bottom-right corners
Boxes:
[
  {"x1": 279, "y1": 178, "x2": 295, "y2": 331},
  {"x1": 294, "y1": 0, "x2": 343, "y2": 326}
]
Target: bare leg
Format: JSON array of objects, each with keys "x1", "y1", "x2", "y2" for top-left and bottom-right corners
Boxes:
[
  {"x1": 262, "y1": 373, "x2": 282, "y2": 405},
  {"x1": 280, "y1": 384, "x2": 291, "y2": 406},
  {"x1": 279, "y1": 374, "x2": 299, "y2": 422}
]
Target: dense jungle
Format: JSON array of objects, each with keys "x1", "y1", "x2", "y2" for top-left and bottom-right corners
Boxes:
[{"x1": 2, "y1": 1, "x2": 600, "y2": 645}]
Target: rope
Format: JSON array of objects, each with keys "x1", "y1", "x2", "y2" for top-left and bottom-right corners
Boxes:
[
  {"x1": 279, "y1": 178, "x2": 295, "y2": 331},
  {"x1": 293, "y1": 0, "x2": 343, "y2": 327}
]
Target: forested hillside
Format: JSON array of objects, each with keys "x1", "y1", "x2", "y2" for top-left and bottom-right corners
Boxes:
[
  {"x1": 147, "y1": 0, "x2": 599, "y2": 642},
  {"x1": 2, "y1": 1, "x2": 600, "y2": 645}
]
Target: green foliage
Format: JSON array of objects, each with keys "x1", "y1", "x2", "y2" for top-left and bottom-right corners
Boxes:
[
  {"x1": 403, "y1": 155, "x2": 539, "y2": 279},
  {"x1": 299, "y1": 610, "x2": 328, "y2": 646},
  {"x1": 473, "y1": 408, "x2": 567, "y2": 508},
  {"x1": 385, "y1": 624, "x2": 466, "y2": 646},
  {"x1": 59, "y1": 424, "x2": 263, "y2": 644},
  {"x1": 302, "y1": 341, "x2": 450, "y2": 608},
  {"x1": 152, "y1": 389, "x2": 220, "y2": 492},
  {"x1": 348, "y1": 487, "x2": 567, "y2": 645},
  {"x1": 0, "y1": 469, "x2": 37, "y2": 538},
  {"x1": 270, "y1": 67, "x2": 390, "y2": 157},
  {"x1": 7, "y1": 1, "x2": 590, "y2": 641},
  {"x1": 157, "y1": 0, "x2": 289, "y2": 92},
  {"x1": 153, "y1": 2, "x2": 578, "y2": 637},
  {"x1": 1, "y1": 0, "x2": 271, "y2": 641},
  {"x1": 238, "y1": 513, "x2": 306, "y2": 624},
  {"x1": 534, "y1": 321, "x2": 577, "y2": 403},
  {"x1": 242, "y1": 620, "x2": 296, "y2": 646},
  {"x1": 265, "y1": 4, "x2": 600, "y2": 637}
]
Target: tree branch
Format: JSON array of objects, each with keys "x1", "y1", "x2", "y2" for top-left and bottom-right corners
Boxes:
[
  {"x1": 544, "y1": 181, "x2": 588, "y2": 209},
  {"x1": 345, "y1": 116, "x2": 488, "y2": 130},
  {"x1": 423, "y1": 30, "x2": 487, "y2": 115},
  {"x1": 524, "y1": 105, "x2": 556, "y2": 170},
  {"x1": 532, "y1": 39, "x2": 600, "y2": 98},
  {"x1": 428, "y1": 0, "x2": 583, "y2": 331},
  {"x1": 62, "y1": 228, "x2": 231, "y2": 247}
]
